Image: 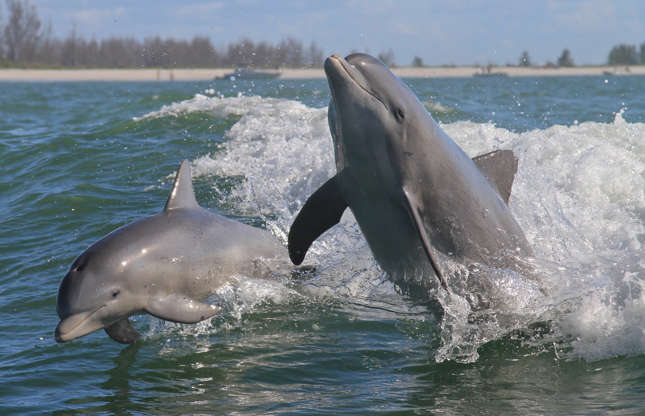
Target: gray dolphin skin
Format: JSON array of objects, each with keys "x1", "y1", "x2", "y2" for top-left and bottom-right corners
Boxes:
[
  {"x1": 56, "y1": 160, "x2": 286, "y2": 344},
  {"x1": 288, "y1": 53, "x2": 531, "y2": 294}
]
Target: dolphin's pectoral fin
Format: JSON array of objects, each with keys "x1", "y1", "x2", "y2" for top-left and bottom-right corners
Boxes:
[
  {"x1": 105, "y1": 318, "x2": 142, "y2": 344},
  {"x1": 146, "y1": 294, "x2": 221, "y2": 324},
  {"x1": 472, "y1": 149, "x2": 518, "y2": 204},
  {"x1": 402, "y1": 188, "x2": 449, "y2": 291},
  {"x1": 288, "y1": 175, "x2": 348, "y2": 265}
]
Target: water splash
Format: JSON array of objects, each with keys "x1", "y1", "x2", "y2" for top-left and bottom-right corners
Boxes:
[
  {"x1": 144, "y1": 94, "x2": 645, "y2": 363},
  {"x1": 133, "y1": 93, "x2": 290, "y2": 121},
  {"x1": 424, "y1": 100, "x2": 456, "y2": 115}
]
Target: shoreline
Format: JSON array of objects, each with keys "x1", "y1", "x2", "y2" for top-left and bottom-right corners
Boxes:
[{"x1": 0, "y1": 65, "x2": 643, "y2": 81}]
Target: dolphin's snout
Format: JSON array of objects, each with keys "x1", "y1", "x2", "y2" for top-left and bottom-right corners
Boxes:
[
  {"x1": 54, "y1": 322, "x2": 67, "y2": 343},
  {"x1": 324, "y1": 54, "x2": 363, "y2": 91},
  {"x1": 55, "y1": 313, "x2": 85, "y2": 343},
  {"x1": 54, "y1": 306, "x2": 105, "y2": 343},
  {"x1": 324, "y1": 55, "x2": 343, "y2": 77}
]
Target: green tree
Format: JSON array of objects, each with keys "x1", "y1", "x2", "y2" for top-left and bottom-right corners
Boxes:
[
  {"x1": 518, "y1": 50, "x2": 531, "y2": 67},
  {"x1": 607, "y1": 44, "x2": 638, "y2": 65},
  {"x1": 640, "y1": 42, "x2": 645, "y2": 64},
  {"x1": 557, "y1": 48, "x2": 574, "y2": 67},
  {"x1": 4, "y1": 0, "x2": 42, "y2": 62},
  {"x1": 411, "y1": 55, "x2": 424, "y2": 67},
  {"x1": 60, "y1": 26, "x2": 77, "y2": 66},
  {"x1": 378, "y1": 49, "x2": 396, "y2": 67},
  {"x1": 307, "y1": 41, "x2": 323, "y2": 68},
  {"x1": 0, "y1": 3, "x2": 4, "y2": 60},
  {"x1": 282, "y1": 37, "x2": 303, "y2": 67}
]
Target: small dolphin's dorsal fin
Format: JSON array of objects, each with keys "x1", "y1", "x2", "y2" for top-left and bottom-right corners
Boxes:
[
  {"x1": 402, "y1": 187, "x2": 449, "y2": 291},
  {"x1": 288, "y1": 174, "x2": 348, "y2": 265},
  {"x1": 472, "y1": 149, "x2": 518, "y2": 204},
  {"x1": 164, "y1": 160, "x2": 199, "y2": 211}
]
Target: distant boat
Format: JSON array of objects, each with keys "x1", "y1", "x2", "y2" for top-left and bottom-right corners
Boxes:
[
  {"x1": 474, "y1": 65, "x2": 508, "y2": 78},
  {"x1": 473, "y1": 72, "x2": 508, "y2": 78},
  {"x1": 216, "y1": 68, "x2": 281, "y2": 81}
]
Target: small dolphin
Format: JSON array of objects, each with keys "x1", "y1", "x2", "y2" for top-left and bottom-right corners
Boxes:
[
  {"x1": 56, "y1": 160, "x2": 286, "y2": 344},
  {"x1": 288, "y1": 53, "x2": 531, "y2": 294}
]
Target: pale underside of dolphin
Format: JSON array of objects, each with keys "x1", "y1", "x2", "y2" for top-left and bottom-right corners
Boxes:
[
  {"x1": 55, "y1": 160, "x2": 286, "y2": 344},
  {"x1": 288, "y1": 53, "x2": 531, "y2": 295}
]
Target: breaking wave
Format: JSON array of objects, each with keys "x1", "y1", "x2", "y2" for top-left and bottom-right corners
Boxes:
[{"x1": 137, "y1": 95, "x2": 645, "y2": 363}]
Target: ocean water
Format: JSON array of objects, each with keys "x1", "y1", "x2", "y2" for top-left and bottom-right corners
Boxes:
[{"x1": 1, "y1": 74, "x2": 645, "y2": 415}]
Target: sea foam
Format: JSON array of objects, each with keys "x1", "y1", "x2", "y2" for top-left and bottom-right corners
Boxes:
[{"x1": 137, "y1": 94, "x2": 645, "y2": 363}]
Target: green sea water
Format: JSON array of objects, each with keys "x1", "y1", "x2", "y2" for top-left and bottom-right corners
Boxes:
[{"x1": 1, "y1": 75, "x2": 645, "y2": 415}]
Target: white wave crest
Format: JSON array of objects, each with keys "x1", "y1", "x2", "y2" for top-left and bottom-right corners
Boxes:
[
  {"x1": 151, "y1": 94, "x2": 645, "y2": 363},
  {"x1": 133, "y1": 93, "x2": 291, "y2": 121}
]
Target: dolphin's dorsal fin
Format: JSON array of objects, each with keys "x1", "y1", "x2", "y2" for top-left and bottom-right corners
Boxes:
[
  {"x1": 288, "y1": 174, "x2": 348, "y2": 265},
  {"x1": 472, "y1": 149, "x2": 518, "y2": 204},
  {"x1": 164, "y1": 160, "x2": 199, "y2": 211}
]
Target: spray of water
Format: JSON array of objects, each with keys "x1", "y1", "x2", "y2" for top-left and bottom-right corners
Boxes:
[{"x1": 136, "y1": 95, "x2": 645, "y2": 363}]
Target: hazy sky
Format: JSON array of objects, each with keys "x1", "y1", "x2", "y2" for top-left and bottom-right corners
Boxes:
[{"x1": 22, "y1": 0, "x2": 645, "y2": 66}]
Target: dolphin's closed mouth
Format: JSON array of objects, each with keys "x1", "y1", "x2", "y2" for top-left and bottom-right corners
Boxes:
[
  {"x1": 326, "y1": 55, "x2": 385, "y2": 107},
  {"x1": 54, "y1": 305, "x2": 106, "y2": 342}
]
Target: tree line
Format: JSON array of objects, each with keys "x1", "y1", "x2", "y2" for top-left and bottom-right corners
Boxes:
[
  {"x1": 519, "y1": 44, "x2": 645, "y2": 68},
  {"x1": 516, "y1": 43, "x2": 645, "y2": 68},
  {"x1": 516, "y1": 49, "x2": 575, "y2": 68},
  {"x1": 0, "y1": 0, "x2": 323, "y2": 68},
  {"x1": 607, "y1": 43, "x2": 645, "y2": 66}
]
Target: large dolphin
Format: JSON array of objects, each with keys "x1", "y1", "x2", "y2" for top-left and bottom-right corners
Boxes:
[
  {"x1": 288, "y1": 53, "x2": 531, "y2": 294},
  {"x1": 56, "y1": 160, "x2": 286, "y2": 344}
]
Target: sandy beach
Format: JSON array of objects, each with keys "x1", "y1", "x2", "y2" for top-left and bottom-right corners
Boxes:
[{"x1": 0, "y1": 65, "x2": 643, "y2": 81}]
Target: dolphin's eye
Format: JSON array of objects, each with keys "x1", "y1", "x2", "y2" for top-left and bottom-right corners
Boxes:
[
  {"x1": 112, "y1": 289, "x2": 120, "y2": 298},
  {"x1": 394, "y1": 108, "x2": 405, "y2": 122}
]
